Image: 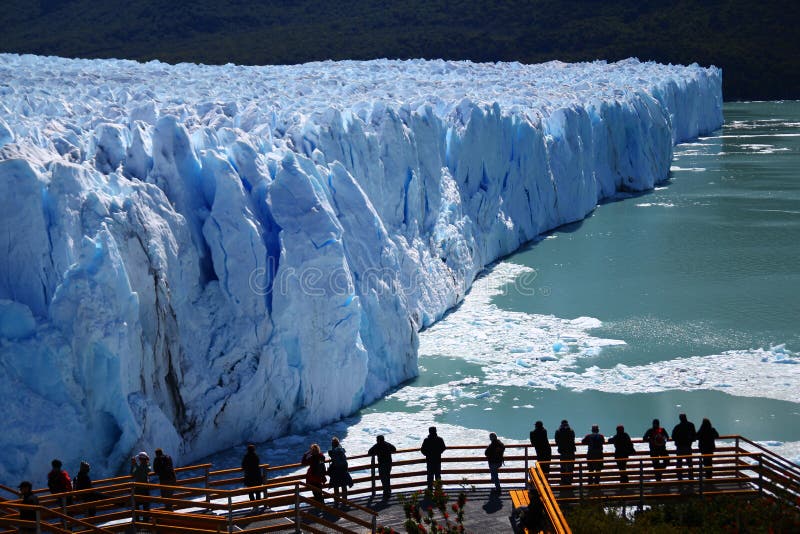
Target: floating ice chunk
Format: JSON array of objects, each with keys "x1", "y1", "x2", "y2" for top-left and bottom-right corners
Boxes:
[{"x1": 516, "y1": 359, "x2": 532, "y2": 368}]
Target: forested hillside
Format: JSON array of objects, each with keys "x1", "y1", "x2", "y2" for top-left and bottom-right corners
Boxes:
[{"x1": 1, "y1": 0, "x2": 797, "y2": 100}]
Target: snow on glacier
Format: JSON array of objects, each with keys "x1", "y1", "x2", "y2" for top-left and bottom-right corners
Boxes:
[{"x1": 0, "y1": 54, "x2": 721, "y2": 481}]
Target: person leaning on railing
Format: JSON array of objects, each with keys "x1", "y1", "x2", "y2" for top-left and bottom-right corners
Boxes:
[
  {"x1": 368, "y1": 435, "x2": 397, "y2": 500},
  {"x1": 697, "y1": 418, "x2": 720, "y2": 479}
]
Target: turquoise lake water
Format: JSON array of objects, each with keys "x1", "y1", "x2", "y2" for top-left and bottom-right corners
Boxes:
[
  {"x1": 207, "y1": 101, "x2": 800, "y2": 469},
  {"x1": 365, "y1": 101, "x2": 800, "y2": 445}
]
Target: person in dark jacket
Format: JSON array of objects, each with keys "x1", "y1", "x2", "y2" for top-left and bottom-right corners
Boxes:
[
  {"x1": 643, "y1": 419, "x2": 670, "y2": 481},
  {"x1": 529, "y1": 421, "x2": 552, "y2": 475},
  {"x1": 421, "y1": 426, "x2": 446, "y2": 490},
  {"x1": 327, "y1": 437, "x2": 353, "y2": 504},
  {"x1": 47, "y1": 459, "x2": 73, "y2": 506},
  {"x1": 301, "y1": 443, "x2": 327, "y2": 502},
  {"x1": 74, "y1": 461, "x2": 104, "y2": 517},
  {"x1": 130, "y1": 452, "x2": 150, "y2": 521},
  {"x1": 581, "y1": 425, "x2": 605, "y2": 484},
  {"x1": 241, "y1": 444, "x2": 263, "y2": 504},
  {"x1": 368, "y1": 435, "x2": 397, "y2": 500},
  {"x1": 153, "y1": 449, "x2": 178, "y2": 510},
  {"x1": 18, "y1": 481, "x2": 39, "y2": 533},
  {"x1": 672, "y1": 413, "x2": 697, "y2": 480},
  {"x1": 554, "y1": 420, "x2": 576, "y2": 485},
  {"x1": 484, "y1": 432, "x2": 506, "y2": 493},
  {"x1": 696, "y1": 418, "x2": 720, "y2": 479},
  {"x1": 607, "y1": 425, "x2": 635, "y2": 483}
]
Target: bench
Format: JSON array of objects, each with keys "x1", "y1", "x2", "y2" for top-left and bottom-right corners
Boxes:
[{"x1": 149, "y1": 509, "x2": 229, "y2": 533}]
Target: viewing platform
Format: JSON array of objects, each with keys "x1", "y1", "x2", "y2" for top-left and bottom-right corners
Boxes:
[{"x1": 0, "y1": 435, "x2": 797, "y2": 533}]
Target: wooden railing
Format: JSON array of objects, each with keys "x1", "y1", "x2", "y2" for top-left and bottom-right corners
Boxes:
[
  {"x1": 528, "y1": 463, "x2": 570, "y2": 534},
  {"x1": 0, "y1": 435, "x2": 796, "y2": 533}
]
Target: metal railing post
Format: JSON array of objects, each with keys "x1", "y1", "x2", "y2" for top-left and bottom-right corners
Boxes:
[
  {"x1": 268, "y1": 465, "x2": 269, "y2": 507},
  {"x1": 578, "y1": 460, "x2": 583, "y2": 501},
  {"x1": 638, "y1": 459, "x2": 644, "y2": 510},
  {"x1": 758, "y1": 454, "x2": 763, "y2": 496},
  {"x1": 35, "y1": 508, "x2": 41, "y2": 534},
  {"x1": 735, "y1": 436, "x2": 740, "y2": 479},
  {"x1": 370, "y1": 456, "x2": 376, "y2": 498},
  {"x1": 371, "y1": 513, "x2": 377, "y2": 534},
  {"x1": 227, "y1": 495, "x2": 233, "y2": 533},
  {"x1": 131, "y1": 487, "x2": 137, "y2": 524},
  {"x1": 698, "y1": 456, "x2": 704, "y2": 496},
  {"x1": 203, "y1": 464, "x2": 211, "y2": 502},
  {"x1": 524, "y1": 446, "x2": 529, "y2": 486},
  {"x1": 294, "y1": 483, "x2": 301, "y2": 534}
]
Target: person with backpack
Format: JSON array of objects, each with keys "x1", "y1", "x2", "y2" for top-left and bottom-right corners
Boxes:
[
  {"x1": 696, "y1": 418, "x2": 720, "y2": 479},
  {"x1": 327, "y1": 437, "x2": 353, "y2": 505},
  {"x1": 241, "y1": 444, "x2": 264, "y2": 506},
  {"x1": 368, "y1": 435, "x2": 397, "y2": 500},
  {"x1": 529, "y1": 421, "x2": 552, "y2": 475},
  {"x1": 421, "y1": 426, "x2": 447, "y2": 491},
  {"x1": 607, "y1": 425, "x2": 635, "y2": 483},
  {"x1": 301, "y1": 443, "x2": 327, "y2": 502},
  {"x1": 555, "y1": 420, "x2": 577, "y2": 485},
  {"x1": 643, "y1": 419, "x2": 670, "y2": 481},
  {"x1": 581, "y1": 425, "x2": 605, "y2": 484},
  {"x1": 47, "y1": 459, "x2": 73, "y2": 506},
  {"x1": 672, "y1": 414, "x2": 697, "y2": 480},
  {"x1": 484, "y1": 432, "x2": 506, "y2": 494},
  {"x1": 153, "y1": 448, "x2": 178, "y2": 510}
]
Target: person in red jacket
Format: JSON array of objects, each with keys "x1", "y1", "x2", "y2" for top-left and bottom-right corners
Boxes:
[
  {"x1": 47, "y1": 459, "x2": 73, "y2": 505},
  {"x1": 643, "y1": 419, "x2": 670, "y2": 481}
]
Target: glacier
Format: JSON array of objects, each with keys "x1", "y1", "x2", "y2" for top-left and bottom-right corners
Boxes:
[{"x1": 0, "y1": 54, "x2": 722, "y2": 482}]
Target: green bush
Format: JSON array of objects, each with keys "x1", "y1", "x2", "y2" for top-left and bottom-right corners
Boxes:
[{"x1": 565, "y1": 496, "x2": 800, "y2": 533}]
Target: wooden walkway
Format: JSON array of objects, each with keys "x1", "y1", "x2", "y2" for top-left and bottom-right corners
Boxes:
[{"x1": 0, "y1": 435, "x2": 796, "y2": 533}]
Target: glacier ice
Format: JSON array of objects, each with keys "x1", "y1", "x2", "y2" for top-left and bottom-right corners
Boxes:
[{"x1": 0, "y1": 54, "x2": 722, "y2": 481}]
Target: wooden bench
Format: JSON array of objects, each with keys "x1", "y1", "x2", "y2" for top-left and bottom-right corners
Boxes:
[
  {"x1": 148, "y1": 509, "x2": 229, "y2": 533},
  {"x1": 509, "y1": 489, "x2": 533, "y2": 533}
]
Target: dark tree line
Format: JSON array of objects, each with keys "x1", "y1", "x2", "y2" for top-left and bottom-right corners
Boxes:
[{"x1": 1, "y1": 0, "x2": 798, "y2": 100}]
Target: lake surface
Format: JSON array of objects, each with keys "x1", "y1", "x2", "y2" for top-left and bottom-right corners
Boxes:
[{"x1": 206, "y1": 101, "x2": 800, "y2": 469}]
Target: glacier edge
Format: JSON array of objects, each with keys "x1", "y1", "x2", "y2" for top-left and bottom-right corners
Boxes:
[{"x1": 0, "y1": 55, "x2": 722, "y2": 481}]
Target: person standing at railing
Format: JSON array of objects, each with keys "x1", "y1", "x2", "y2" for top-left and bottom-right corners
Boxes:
[
  {"x1": 74, "y1": 461, "x2": 104, "y2": 517},
  {"x1": 607, "y1": 425, "x2": 635, "y2": 483},
  {"x1": 242, "y1": 443, "x2": 264, "y2": 508},
  {"x1": 643, "y1": 419, "x2": 670, "y2": 481},
  {"x1": 485, "y1": 432, "x2": 506, "y2": 494},
  {"x1": 554, "y1": 420, "x2": 576, "y2": 485},
  {"x1": 529, "y1": 421, "x2": 552, "y2": 475},
  {"x1": 421, "y1": 426, "x2": 446, "y2": 491},
  {"x1": 153, "y1": 449, "x2": 177, "y2": 510},
  {"x1": 242, "y1": 444, "x2": 264, "y2": 507},
  {"x1": 301, "y1": 443, "x2": 327, "y2": 503},
  {"x1": 696, "y1": 418, "x2": 720, "y2": 479},
  {"x1": 672, "y1": 414, "x2": 697, "y2": 480},
  {"x1": 18, "y1": 480, "x2": 39, "y2": 533},
  {"x1": 47, "y1": 459, "x2": 73, "y2": 506},
  {"x1": 130, "y1": 452, "x2": 151, "y2": 521},
  {"x1": 327, "y1": 437, "x2": 354, "y2": 505},
  {"x1": 581, "y1": 424, "x2": 605, "y2": 485},
  {"x1": 368, "y1": 435, "x2": 397, "y2": 500}
]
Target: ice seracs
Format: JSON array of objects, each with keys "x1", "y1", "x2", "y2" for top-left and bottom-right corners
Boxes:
[{"x1": 0, "y1": 54, "x2": 721, "y2": 481}]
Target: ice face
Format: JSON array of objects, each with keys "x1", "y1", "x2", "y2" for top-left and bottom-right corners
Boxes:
[{"x1": 0, "y1": 54, "x2": 721, "y2": 481}]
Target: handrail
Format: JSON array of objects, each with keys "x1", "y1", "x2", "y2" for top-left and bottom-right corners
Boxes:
[
  {"x1": 2, "y1": 435, "x2": 797, "y2": 533},
  {"x1": 530, "y1": 463, "x2": 571, "y2": 534}
]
